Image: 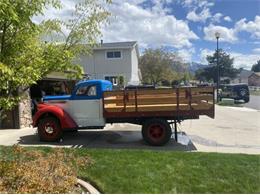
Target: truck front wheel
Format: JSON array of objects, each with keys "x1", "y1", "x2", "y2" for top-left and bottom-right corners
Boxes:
[
  {"x1": 38, "y1": 117, "x2": 63, "y2": 142},
  {"x1": 142, "y1": 118, "x2": 172, "y2": 146}
]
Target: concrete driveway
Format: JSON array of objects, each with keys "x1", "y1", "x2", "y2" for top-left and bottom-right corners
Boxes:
[
  {"x1": 245, "y1": 95, "x2": 260, "y2": 110},
  {"x1": 0, "y1": 105, "x2": 259, "y2": 154},
  {"x1": 0, "y1": 126, "x2": 196, "y2": 152}
]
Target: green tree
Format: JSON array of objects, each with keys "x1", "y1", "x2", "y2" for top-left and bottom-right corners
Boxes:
[
  {"x1": 0, "y1": 0, "x2": 110, "y2": 114},
  {"x1": 195, "y1": 49, "x2": 238, "y2": 82},
  {"x1": 140, "y1": 48, "x2": 178, "y2": 85},
  {"x1": 251, "y1": 60, "x2": 260, "y2": 72}
]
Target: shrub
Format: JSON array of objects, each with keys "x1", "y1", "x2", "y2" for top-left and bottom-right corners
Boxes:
[{"x1": 0, "y1": 145, "x2": 92, "y2": 193}]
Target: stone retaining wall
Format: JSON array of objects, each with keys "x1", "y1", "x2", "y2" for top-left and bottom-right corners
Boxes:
[{"x1": 18, "y1": 90, "x2": 32, "y2": 128}]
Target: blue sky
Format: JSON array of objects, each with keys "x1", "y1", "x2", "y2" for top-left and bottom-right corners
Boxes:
[{"x1": 34, "y1": 0, "x2": 260, "y2": 69}]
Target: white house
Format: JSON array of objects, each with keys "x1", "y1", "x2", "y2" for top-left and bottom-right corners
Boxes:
[
  {"x1": 78, "y1": 41, "x2": 141, "y2": 86},
  {"x1": 230, "y1": 69, "x2": 253, "y2": 84}
]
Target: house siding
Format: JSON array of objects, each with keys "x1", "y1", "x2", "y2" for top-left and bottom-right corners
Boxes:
[
  {"x1": 77, "y1": 43, "x2": 140, "y2": 85},
  {"x1": 93, "y1": 49, "x2": 132, "y2": 81},
  {"x1": 248, "y1": 74, "x2": 260, "y2": 86},
  {"x1": 130, "y1": 46, "x2": 140, "y2": 85}
]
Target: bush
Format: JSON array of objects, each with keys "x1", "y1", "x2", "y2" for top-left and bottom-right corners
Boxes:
[{"x1": 0, "y1": 145, "x2": 92, "y2": 193}]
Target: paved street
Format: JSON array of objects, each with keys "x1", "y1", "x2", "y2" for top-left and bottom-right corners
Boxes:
[
  {"x1": 0, "y1": 105, "x2": 259, "y2": 154},
  {"x1": 244, "y1": 95, "x2": 260, "y2": 110}
]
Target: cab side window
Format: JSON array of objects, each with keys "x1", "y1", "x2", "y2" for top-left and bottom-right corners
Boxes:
[
  {"x1": 87, "y1": 85, "x2": 97, "y2": 96},
  {"x1": 76, "y1": 86, "x2": 88, "y2": 96},
  {"x1": 76, "y1": 85, "x2": 97, "y2": 97}
]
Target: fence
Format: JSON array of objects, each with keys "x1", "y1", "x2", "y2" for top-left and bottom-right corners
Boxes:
[{"x1": 249, "y1": 86, "x2": 260, "y2": 91}]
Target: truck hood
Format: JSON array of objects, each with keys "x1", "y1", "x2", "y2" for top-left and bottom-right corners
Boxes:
[{"x1": 43, "y1": 95, "x2": 71, "y2": 101}]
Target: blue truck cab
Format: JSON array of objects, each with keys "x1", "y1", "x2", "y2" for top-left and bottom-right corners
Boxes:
[
  {"x1": 42, "y1": 80, "x2": 113, "y2": 128},
  {"x1": 44, "y1": 79, "x2": 113, "y2": 101}
]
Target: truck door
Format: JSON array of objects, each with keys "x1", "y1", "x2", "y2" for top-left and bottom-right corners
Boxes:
[{"x1": 68, "y1": 84, "x2": 105, "y2": 127}]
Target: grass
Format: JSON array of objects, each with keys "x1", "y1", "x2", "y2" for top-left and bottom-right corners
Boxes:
[
  {"x1": 217, "y1": 101, "x2": 243, "y2": 107},
  {"x1": 250, "y1": 90, "x2": 260, "y2": 96},
  {"x1": 1, "y1": 146, "x2": 260, "y2": 193}
]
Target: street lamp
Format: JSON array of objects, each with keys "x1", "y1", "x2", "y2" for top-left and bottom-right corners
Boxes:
[{"x1": 215, "y1": 32, "x2": 220, "y2": 102}]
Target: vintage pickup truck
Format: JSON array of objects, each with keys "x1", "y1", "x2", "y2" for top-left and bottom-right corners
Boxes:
[{"x1": 33, "y1": 79, "x2": 215, "y2": 146}]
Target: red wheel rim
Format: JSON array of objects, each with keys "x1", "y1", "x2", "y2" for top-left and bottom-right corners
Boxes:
[
  {"x1": 147, "y1": 123, "x2": 165, "y2": 142},
  {"x1": 41, "y1": 121, "x2": 59, "y2": 138}
]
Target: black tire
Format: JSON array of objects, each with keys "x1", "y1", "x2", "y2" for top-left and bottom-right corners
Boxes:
[
  {"x1": 38, "y1": 117, "x2": 63, "y2": 142},
  {"x1": 239, "y1": 88, "x2": 248, "y2": 98},
  {"x1": 142, "y1": 118, "x2": 172, "y2": 146},
  {"x1": 243, "y1": 97, "x2": 249, "y2": 103}
]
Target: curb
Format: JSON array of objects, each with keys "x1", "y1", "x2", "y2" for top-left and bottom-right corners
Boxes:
[{"x1": 77, "y1": 178, "x2": 100, "y2": 194}]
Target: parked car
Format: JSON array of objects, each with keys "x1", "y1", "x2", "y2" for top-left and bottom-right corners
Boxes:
[{"x1": 219, "y1": 84, "x2": 250, "y2": 103}]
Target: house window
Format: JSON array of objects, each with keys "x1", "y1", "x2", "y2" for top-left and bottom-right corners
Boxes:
[
  {"x1": 105, "y1": 76, "x2": 118, "y2": 85},
  {"x1": 106, "y1": 51, "x2": 121, "y2": 59}
]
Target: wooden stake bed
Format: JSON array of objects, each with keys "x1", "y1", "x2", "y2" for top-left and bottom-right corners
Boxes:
[{"x1": 103, "y1": 87, "x2": 215, "y2": 119}]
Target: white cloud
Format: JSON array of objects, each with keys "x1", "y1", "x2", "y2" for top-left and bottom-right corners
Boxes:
[
  {"x1": 231, "y1": 52, "x2": 259, "y2": 69},
  {"x1": 184, "y1": 0, "x2": 215, "y2": 23},
  {"x1": 252, "y1": 48, "x2": 260, "y2": 53},
  {"x1": 33, "y1": 0, "x2": 199, "y2": 49},
  {"x1": 186, "y1": 7, "x2": 211, "y2": 22},
  {"x1": 199, "y1": 48, "x2": 214, "y2": 64},
  {"x1": 199, "y1": 49, "x2": 259, "y2": 69},
  {"x1": 181, "y1": 0, "x2": 214, "y2": 8},
  {"x1": 203, "y1": 24, "x2": 238, "y2": 43},
  {"x1": 212, "y1": 13, "x2": 223, "y2": 23},
  {"x1": 203, "y1": 15, "x2": 260, "y2": 43},
  {"x1": 102, "y1": 2, "x2": 199, "y2": 48},
  {"x1": 176, "y1": 48, "x2": 195, "y2": 62},
  {"x1": 223, "y1": 16, "x2": 232, "y2": 22},
  {"x1": 32, "y1": 1, "x2": 75, "y2": 24},
  {"x1": 235, "y1": 16, "x2": 260, "y2": 39}
]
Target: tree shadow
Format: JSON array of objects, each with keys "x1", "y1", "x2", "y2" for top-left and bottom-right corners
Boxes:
[{"x1": 18, "y1": 130, "x2": 197, "y2": 151}]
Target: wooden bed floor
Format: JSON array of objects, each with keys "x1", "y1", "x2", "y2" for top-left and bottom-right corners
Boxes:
[{"x1": 105, "y1": 103, "x2": 213, "y2": 112}]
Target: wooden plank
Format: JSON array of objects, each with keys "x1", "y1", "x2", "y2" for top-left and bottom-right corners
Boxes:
[
  {"x1": 192, "y1": 104, "x2": 213, "y2": 110},
  {"x1": 135, "y1": 90, "x2": 137, "y2": 112},
  {"x1": 191, "y1": 87, "x2": 214, "y2": 93},
  {"x1": 104, "y1": 103, "x2": 192, "y2": 112},
  {"x1": 136, "y1": 96, "x2": 188, "y2": 105},
  {"x1": 137, "y1": 89, "x2": 176, "y2": 95},
  {"x1": 104, "y1": 87, "x2": 213, "y2": 96},
  {"x1": 191, "y1": 95, "x2": 213, "y2": 102},
  {"x1": 104, "y1": 99, "x2": 124, "y2": 104},
  {"x1": 103, "y1": 91, "x2": 124, "y2": 97},
  {"x1": 178, "y1": 88, "x2": 189, "y2": 93},
  {"x1": 137, "y1": 97, "x2": 177, "y2": 104},
  {"x1": 137, "y1": 94, "x2": 177, "y2": 98}
]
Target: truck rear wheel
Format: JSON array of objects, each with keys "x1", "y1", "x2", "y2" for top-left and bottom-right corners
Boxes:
[
  {"x1": 38, "y1": 117, "x2": 62, "y2": 142},
  {"x1": 142, "y1": 118, "x2": 172, "y2": 146}
]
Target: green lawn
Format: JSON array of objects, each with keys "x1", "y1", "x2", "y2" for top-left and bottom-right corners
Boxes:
[
  {"x1": 1, "y1": 147, "x2": 260, "y2": 193},
  {"x1": 217, "y1": 101, "x2": 243, "y2": 107},
  {"x1": 250, "y1": 90, "x2": 260, "y2": 96}
]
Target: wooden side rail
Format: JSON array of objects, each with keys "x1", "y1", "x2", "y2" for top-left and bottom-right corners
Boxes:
[{"x1": 103, "y1": 87, "x2": 214, "y2": 116}]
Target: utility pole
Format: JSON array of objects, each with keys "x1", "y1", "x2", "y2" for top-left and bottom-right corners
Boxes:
[{"x1": 215, "y1": 32, "x2": 220, "y2": 102}]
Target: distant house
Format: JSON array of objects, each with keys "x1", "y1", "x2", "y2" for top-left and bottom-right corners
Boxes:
[
  {"x1": 231, "y1": 69, "x2": 253, "y2": 84},
  {"x1": 77, "y1": 41, "x2": 141, "y2": 86},
  {"x1": 248, "y1": 72, "x2": 260, "y2": 86}
]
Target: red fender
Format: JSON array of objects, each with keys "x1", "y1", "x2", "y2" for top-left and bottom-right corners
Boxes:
[{"x1": 33, "y1": 103, "x2": 77, "y2": 129}]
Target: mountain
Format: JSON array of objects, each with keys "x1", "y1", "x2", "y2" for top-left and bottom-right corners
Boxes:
[{"x1": 188, "y1": 62, "x2": 207, "y2": 73}]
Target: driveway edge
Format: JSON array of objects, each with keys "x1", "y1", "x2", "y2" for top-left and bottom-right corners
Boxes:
[{"x1": 77, "y1": 178, "x2": 100, "y2": 194}]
